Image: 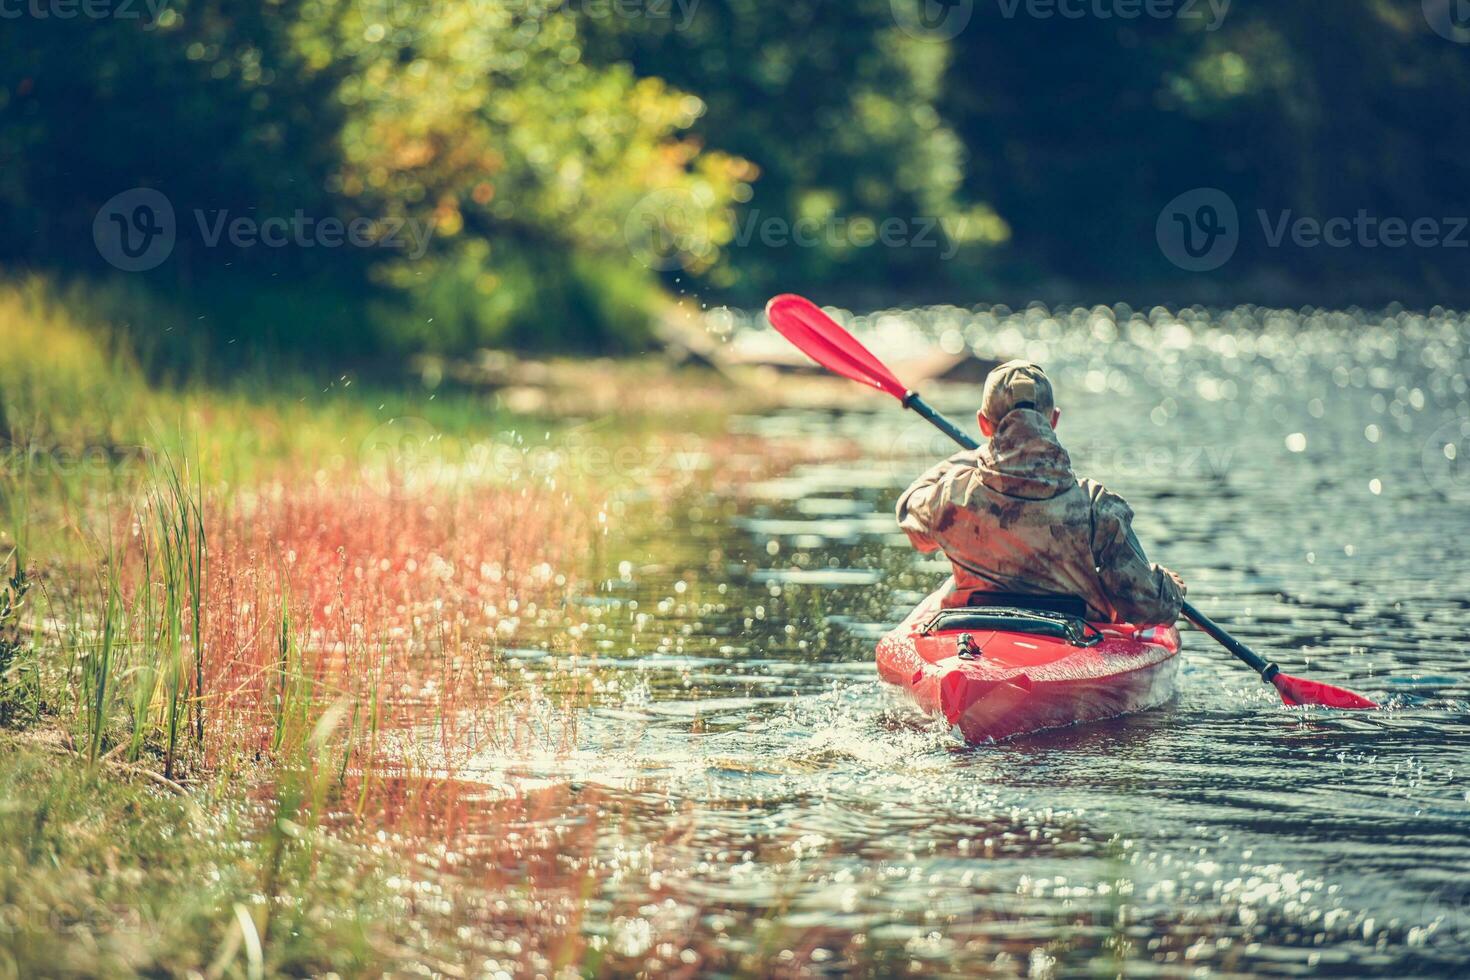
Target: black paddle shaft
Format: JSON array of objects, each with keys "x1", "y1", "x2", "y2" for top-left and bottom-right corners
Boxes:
[
  {"x1": 1180, "y1": 601, "x2": 1279, "y2": 680},
  {"x1": 902, "y1": 391, "x2": 980, "y2": 452},
  {"x1": 903, "y1": 391, "x2": 1281, "y2": 683}
]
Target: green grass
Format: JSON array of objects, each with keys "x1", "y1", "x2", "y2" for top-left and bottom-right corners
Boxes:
[
  {"x1": 0, "y1": 740, "x2": 419, "y2": 977},
  {"x1": 0, "y1": 272, "x2": 610, "y2": 973},
  {"x1": 0, "y1": 272, "x2": 523, "y2": 470},
  {"x1": 0, "y1": 271, "x2": 772, "y2": 975},
  {"x1": 0, "y1": 273, "x2": 752, "y2": 568}
]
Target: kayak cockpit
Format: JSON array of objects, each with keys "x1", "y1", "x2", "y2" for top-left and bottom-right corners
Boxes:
[{"x1": 918, "y1": 606, "x2": 1104, "y2": 646}]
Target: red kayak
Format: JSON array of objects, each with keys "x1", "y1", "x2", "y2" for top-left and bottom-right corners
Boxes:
[{"x1": 876, "y1": 588, "x2": 1182, "y2": 744}]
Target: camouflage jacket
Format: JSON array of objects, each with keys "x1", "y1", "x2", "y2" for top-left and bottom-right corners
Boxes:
[{"x1": 895, "y1": 409, "x2": 1184, "y2": 624}]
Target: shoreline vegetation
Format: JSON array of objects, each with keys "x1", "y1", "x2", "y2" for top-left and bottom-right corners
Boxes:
[
  {"x1": 3, "y1": 270, "x2": 904, "y2": 975},
  {"x1": 0, "y1": 273, "x2": 795, "y2": 975},
  {"x1": 10, "y1": 1, "x2": 1469, "y2": 366}
]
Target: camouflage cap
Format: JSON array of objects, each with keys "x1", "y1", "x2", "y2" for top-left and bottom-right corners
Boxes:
[{"x1": 981, "y1": 360, "x2": 1055, "y2": 423}]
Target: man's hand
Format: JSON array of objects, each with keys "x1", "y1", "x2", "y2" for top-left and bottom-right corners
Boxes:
[{"x1": 1162, "y1": 567, "x2": 1187, "y2": 597}]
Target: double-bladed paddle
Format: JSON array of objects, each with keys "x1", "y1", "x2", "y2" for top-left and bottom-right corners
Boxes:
[{"x1": 765, "y1": 293, "x2": 1377, "y2": 711}]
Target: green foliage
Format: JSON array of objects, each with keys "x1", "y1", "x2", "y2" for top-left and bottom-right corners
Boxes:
[
  {"x1": 0, "y1": 274, "x2": 519, "y2": 487},
  {"x1": 0, "y1": 743, "x2": 407, "y2": 976},
  {"x1": 137, "y1": 452, "x2": 206, "y2": 779},
  {"x1": 583, "y1": 0, "x2": 998, "y2": 300},
  {"x1": 587, "y1": 0, "x2": 1470, "y2": 304},
  {"x1": 0, "y1": 275, "x2": 151, "y2": 451},
  {"x1": 380, "y1": 240, "x2": 664, "y2": 351},
  {"x1": 1, "y1": 0, "x2": 743, "y2": 357},
  {"x1": 937, "y1": 2, "x2": 1470, "y2": 298},
  {"x1": 4, "y1": 0, "x2": 1468, "y2": 364}
]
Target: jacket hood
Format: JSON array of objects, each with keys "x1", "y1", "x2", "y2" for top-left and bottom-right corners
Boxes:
[{"x1": 977, "y1": 409, "x2": 1075, "y2": 500}]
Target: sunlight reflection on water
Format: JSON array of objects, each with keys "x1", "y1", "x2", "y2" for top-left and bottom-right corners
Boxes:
[{"x1": 456, "y1": 304, "x2": 1469, "y2": 975}]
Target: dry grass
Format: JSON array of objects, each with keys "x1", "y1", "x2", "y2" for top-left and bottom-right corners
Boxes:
[
  {"x1": 199, "y1": 477, "x2": 595, "y2": 771},
  {"x1": 0, "y1": 272, "x2": 835, "y2": 974},
  {"x1": 3, "y1": 449, "x2": 618, "y2": 975},
  {"x1": 0, "y1": 273, "x2": 640, "y2": 973}
]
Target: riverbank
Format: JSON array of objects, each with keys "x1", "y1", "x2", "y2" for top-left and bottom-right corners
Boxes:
[{"x1": 0, "y1": 276, "x2": 800, "y2": 975}]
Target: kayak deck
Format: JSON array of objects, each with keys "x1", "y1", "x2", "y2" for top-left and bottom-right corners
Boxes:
[{"x1": 875, "y1": 590, "x2": 1182, "y2": 744}]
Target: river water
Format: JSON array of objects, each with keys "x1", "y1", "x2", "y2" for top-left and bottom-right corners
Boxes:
[{"x1": 463, "y1": 305, "x2": 1470, "y2": 976}]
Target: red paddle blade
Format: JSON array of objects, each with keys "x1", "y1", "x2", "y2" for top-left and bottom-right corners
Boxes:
[
  {"x1": 1271, "y1": 672, "x2": 1378, "y2": 710},
  {"x1": 765, "y1": 294, "x2": 909, "y2": 401}
]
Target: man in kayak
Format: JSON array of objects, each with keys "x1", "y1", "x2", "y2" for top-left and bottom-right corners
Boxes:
[{"x1": 896, "y1": 360, "x2": 1186, "y2": 624}]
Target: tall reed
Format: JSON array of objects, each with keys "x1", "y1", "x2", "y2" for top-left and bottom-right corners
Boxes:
[
  {"x1": 1, "y1": 452, "x2": 35, "y2": 725},
  {"x1": 150, "y1": 451, "x2": 206, "y2": 778},
  {"x1": 82, "y1": 540, "x2": 122, "y2": 764}
]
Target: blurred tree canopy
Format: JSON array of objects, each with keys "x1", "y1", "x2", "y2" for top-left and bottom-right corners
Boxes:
[
  {"x1": 1, "y1": 0, "x2": 747, "y2": 360},
  {"x1": 579, "y1": 0, "x2": 1008, "y2": 298},
  {"x1": 935, "y1": 1, "x2": 1470, "y2": 303},
  {"x1": 2, "y1": 0, "x2": 1468, "y2": 363}
]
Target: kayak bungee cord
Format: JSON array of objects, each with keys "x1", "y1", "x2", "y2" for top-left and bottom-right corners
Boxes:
[{"x1": 765, "y1": 293, "x2": 1378, "y2": 712}]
